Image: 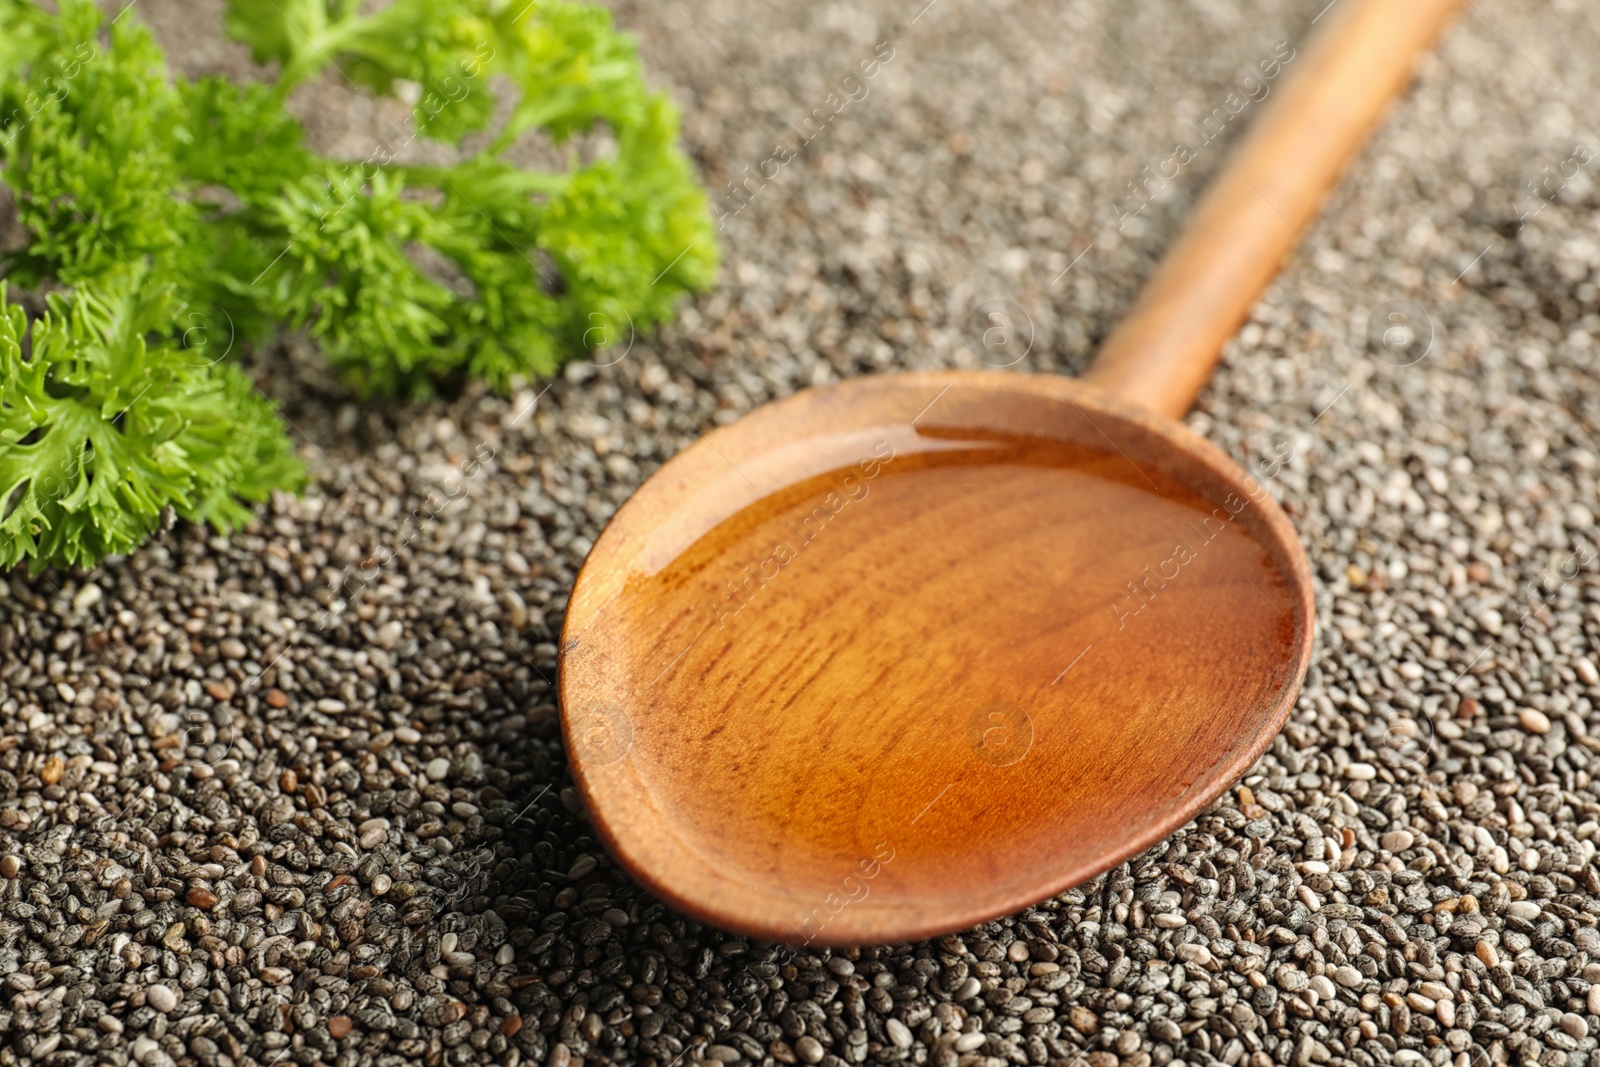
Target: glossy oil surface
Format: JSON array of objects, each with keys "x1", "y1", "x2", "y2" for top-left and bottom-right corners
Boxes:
[{"x1": 565, "y1": 407, "x2": 1301, "y2": 941}]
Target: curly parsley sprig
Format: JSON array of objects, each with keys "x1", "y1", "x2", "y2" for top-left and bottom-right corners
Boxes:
[
  {"x1": 214, "y1": 0, "x2": 718, "y2": 396},
  {"x1": 0, "y1": 0, "x2": 717, "y2": 570}
]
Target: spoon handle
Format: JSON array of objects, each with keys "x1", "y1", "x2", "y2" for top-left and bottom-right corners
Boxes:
[{"x1": 1082, "y1": 0, "x2": 1463, "y2": 419}]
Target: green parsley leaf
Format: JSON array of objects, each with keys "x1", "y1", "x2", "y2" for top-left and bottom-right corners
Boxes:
[
  {"x1": 220, "y1": 0, "x2": 718, "y2": 396},
  {"x1": 0, "y1": 273, "x2": 304, "y2": 573}
]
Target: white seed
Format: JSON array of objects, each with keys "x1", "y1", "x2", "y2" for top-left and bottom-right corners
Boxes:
[
  {"x1": 1380, "y1": 830, "x2": 1414, "y2": 852},
  {"x1": 1333, "y1": 966, "x2": 1363, "y2": 988},
  {"x1": 146, "y1": 985, "x2": 178, "y2": 1013},
  {"x1": 1518, "y1": 707, "x2": 1551, "y2": 734}
]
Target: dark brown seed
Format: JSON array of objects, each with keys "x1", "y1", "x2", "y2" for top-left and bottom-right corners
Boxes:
[{"x1": 328, "y1": 1016, "x2": 353, "y2": 1039}]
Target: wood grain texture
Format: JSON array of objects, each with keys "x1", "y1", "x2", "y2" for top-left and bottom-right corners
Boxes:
[
  {"x1": 1084, "y1": 0, "x2": 1464, "y2": 417},
  {"x1": 561, "y1": 372, "x2": 1314, "y2": 944}
]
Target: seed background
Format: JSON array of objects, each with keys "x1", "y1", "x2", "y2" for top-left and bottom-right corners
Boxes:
[{"x1": 4, "y1": 0, "x2": 1600, "y2": 1065}]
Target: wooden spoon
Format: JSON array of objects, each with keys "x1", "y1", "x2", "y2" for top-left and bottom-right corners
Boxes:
[{"x1": 559, "y1": 0, "x2": 1461, "y2": 945}]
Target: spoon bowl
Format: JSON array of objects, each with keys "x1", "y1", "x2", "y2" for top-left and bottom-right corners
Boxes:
[{"x1": 560, "y1": 371, "x2": 1313, "y2": 944}]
